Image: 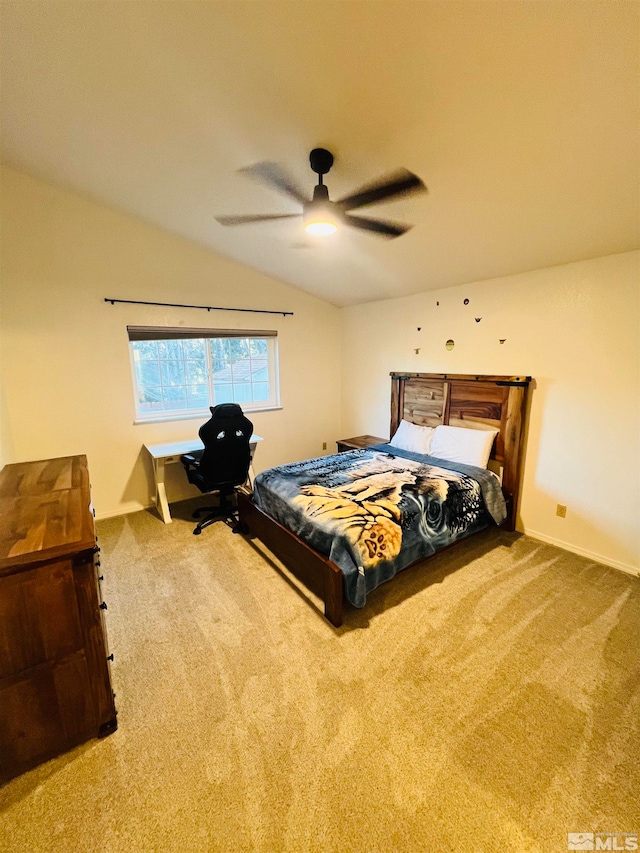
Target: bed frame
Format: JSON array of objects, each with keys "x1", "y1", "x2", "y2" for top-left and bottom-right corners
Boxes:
[{"x1": 237, "y1": 372, "x2": 532, "y2": 627}]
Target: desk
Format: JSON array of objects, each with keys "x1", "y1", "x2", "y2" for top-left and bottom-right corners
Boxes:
[{"x1": 144, "y1": 435, "x2": 262, "y2": 524}]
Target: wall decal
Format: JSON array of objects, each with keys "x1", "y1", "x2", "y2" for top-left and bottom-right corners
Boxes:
[
  {"x1": 475, "y1": 317, "x2": 482, "y2": 322},
  {"x1": 463, "y1": 298, "x2": 470, "y2": 305},
  {"x1": 445, "y1": 339, "x2": 455, "y2": 351}
]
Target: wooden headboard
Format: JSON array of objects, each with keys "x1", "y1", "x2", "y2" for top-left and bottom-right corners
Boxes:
[{"x1": 390, "y1": 372, "x2": 532, "y2": 531}]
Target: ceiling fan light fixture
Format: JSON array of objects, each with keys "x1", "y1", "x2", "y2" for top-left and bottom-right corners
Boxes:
[
  {"x1": 303, "y1": 199, "x2": 340, "y2": 236},
  {"x1": 305, "y1": 219, "x2": 338, "y2": 236}
]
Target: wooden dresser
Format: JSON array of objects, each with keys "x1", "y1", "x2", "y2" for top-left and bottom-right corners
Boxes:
[{"x1": 0, "y1": 455, "x2": 117, "y2": 784}]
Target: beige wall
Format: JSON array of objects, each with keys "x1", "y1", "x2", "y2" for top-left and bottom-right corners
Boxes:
[
  {"x1": 341, "y1": 252, "x2": 640, "y2": 574},
  {"x1": 0, "y1": 167, "x2": 10, "y2": 469},
  {"x1": 0, "y1": 167, "x2": 342, "y2": 515},
  {"x1": 0, "y1": 360, "x2": 8, "y2": 470},
  {"x1": 0, "y1": 284, "x2": 4, "y2": 468},
  {"x1": 0, "y1": 296, "x2": 7, "y2": 470}
]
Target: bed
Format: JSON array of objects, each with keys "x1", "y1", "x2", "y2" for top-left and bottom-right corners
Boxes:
[{"x1": 237, "y1": 372, "x2": 532, "y2": 627}]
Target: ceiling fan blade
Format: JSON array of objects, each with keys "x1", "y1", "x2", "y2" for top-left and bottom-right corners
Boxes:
[
  {"x1": 215, "y1": 214, "x2": 301, "y2": 226},
  {"x1": 344, "y1": 214, "x2": 413, "y2": 238},
  {"x1": 337, "y1": 168, "x2": 426, "y2": 211},
  {"x1": 239, "y1": 161, "x2": 309, "y2": 205}
]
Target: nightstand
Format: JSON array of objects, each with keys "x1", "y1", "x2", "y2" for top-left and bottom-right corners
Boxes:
[{"x1": 336, "y1": 434, "x2": 388, "y2": 453}]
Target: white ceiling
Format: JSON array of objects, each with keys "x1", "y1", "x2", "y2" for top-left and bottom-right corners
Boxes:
[{"x1": 1, "y1": 1, "x2": 638, "y2": 307}]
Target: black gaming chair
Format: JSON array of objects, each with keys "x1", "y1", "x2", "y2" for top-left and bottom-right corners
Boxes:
[{"x1": 180, "y1": 404, "x2": 253, "y2": 535}]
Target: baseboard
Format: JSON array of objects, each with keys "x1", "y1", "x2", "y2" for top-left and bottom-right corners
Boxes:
[
  {"x1": 95, "y1": 501, "x2": 149, "y2": 520},
  {"x1": 523, "y1": 527, "x2": 639, "y2": 578}
]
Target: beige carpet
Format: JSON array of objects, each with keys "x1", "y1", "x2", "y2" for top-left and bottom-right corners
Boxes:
[{"x1": 1, "y1": 499, "x2": 639, "y2": 853}]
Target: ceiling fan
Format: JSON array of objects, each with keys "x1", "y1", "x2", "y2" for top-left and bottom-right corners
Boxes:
[{"x1": 215, "y1": 148, "x2": 427, "y2": 239}]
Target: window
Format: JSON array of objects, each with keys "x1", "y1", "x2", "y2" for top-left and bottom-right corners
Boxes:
[{"x1": 128, "y1": 326, "x2": 279, "y2": 421}]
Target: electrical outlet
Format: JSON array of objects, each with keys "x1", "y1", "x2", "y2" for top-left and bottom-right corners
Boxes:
[
  {"x1": 322, "y1": 442, "x2": 327, "y2": 450},
  {"x1": 556, "y1": 504, "x2": 567, "y2": 518}
]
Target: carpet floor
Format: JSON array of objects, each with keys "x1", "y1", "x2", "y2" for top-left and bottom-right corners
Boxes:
[{"x1": 1, "y1": 498, "x2": 638, "y2": 853}]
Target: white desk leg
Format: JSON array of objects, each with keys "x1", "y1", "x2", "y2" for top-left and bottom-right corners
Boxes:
[{"x1": 153, "y1": 457, "x2": 172, "y2": 524}]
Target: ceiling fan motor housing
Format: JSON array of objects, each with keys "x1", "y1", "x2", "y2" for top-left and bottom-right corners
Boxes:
[{"x1": 309, "y1": 148, "x2": 334, "y2": 176}]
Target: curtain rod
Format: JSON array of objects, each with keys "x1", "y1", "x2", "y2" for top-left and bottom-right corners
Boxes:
[{"x1": 104, "y1": 298, "x2": 293, "y2": 317}]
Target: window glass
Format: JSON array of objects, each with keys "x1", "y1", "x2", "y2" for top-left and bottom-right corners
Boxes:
[
  {"x1": 162, "y1": 386, "x2": 187, "y2": 410},
  {"x1": 213, "y1": 385, "x2": 234, "y2": 405},
  {"x1": 136, "y1": 341, "x2": 159, "y2": 360},
  {"x1": 136, "y1": 360, "x2": 161, "y2": 387},
  {"x1": 131, "y1": 332, "x2": 279, "y2": 420},
  {"x1": 161, "y1": 360, "x2": 185, "y2": 386},
  {"x1": 252, "y1": 382, "x2": 270, "y2": 402},
  {"x1": 159, "y1": 339, "x2": 183, "y2": 360}
]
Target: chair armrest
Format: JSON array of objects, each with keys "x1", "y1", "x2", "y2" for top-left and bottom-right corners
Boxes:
[{"x1": 180, "y1": 453, "x2": 200, "y2": 470}]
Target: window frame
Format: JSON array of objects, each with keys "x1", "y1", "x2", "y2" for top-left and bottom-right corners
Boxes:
[{"x1": 127, "y1": 326, "x2": 281, "y2": 424}]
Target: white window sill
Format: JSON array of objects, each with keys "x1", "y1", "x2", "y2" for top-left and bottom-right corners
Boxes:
[{"x1": 133, "y1": 405, "x2": 282, "y2": 425}]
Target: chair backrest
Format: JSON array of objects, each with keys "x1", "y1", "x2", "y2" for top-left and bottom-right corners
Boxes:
[{"x1": 197, "y1": 404, "x2": 254, "y2": 487}]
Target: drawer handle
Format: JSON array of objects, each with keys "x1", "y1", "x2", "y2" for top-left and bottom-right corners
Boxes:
[
  {"x1": 107, "y1": 653, "x2": 114, "y2": 662},
  {"x1": 100, "y1": 601, "x2": 108, "y2": 610}
]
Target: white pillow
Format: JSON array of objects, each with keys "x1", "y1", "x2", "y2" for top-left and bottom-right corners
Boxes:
[
  {"x1": 429, "y1": 425, "x2": 499, "y2": 468},
  {"x1": 389, "y1": 419, "x2": 434, "y2": 455}
]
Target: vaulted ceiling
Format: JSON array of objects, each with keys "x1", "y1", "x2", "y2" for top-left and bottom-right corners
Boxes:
[{"x1": 1, "y1": 1, "x2": 638, "y2": 306}]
